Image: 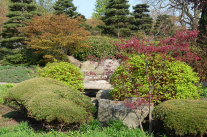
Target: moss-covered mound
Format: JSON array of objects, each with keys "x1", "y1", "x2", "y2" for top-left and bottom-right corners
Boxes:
[
  {"x1": 153, "y1": 99, "x2": 207, "y2": 136},
  {"x1": 4, "y1": 77, "x2": 96, "y2": 131}
]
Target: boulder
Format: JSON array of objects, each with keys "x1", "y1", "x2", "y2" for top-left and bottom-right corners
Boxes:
[
  {"x1": 96, "y1": 90, "x2": 110, "y2": 99},
  {"x1": 80, "y1": 61, "x2": 98, "y2": 75},
  {"x1": 68, "y1": 56, "x2": 81, "y2": 68},
  {"x1": 97, "y1": 98, "x2": 153, "y2": 128},
  {"x1": 93, "y1": 59, "x2": 120, "y2": 76}
]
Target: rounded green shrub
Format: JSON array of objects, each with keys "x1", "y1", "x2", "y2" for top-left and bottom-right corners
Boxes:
[
  {"x1": 4, "y1": 77, "x2": 96, "y2": 131},
  {"x1": 153, "y1": 99, "x2": 207, "y2": 136},
  {"x1": 36, "y1": 61, "x2": 84, "y2": 92},
  {"x1": 110, "y1": 54, "x2": 201, "y2": 103},
  {"x1": 74, "y1": 36, "x2": 121, "y2": 61}
]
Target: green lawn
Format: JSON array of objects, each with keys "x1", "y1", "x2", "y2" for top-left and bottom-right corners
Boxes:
[{"x1": 0, "y1": 65, "x2": 37, "y2": 83}]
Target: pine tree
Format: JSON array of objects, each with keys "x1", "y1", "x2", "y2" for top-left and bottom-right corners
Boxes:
[
  {"x1": 153, "y1": 15, "x2": 174, "y2": 36},
  {"x1": 0, "y1": 0, "x2": 40, "y2": 49},
  {"x1": 98, "y1": 0, "x2": 133, "y2": 37},
  {"x1": 131, "y1": 4, "x2": 153, "y2": 34},
  {"x1": 53, "y1": 0, "x2": 85, "y2": 19}
]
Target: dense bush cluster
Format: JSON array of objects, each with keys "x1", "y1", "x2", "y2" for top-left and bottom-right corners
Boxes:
[
  {"x1": 4, "y1": 78, "x2": 96, "y2": 131},
  {"x1": 110, "y1": 54, "x2": 201, "y2": 103},
  {"x1": 153, "y1": 99, "x2": 207, "y2": 136},
  {"x1": 74, "y1": 36, "x2": 121, "y2": 61},
  {"x1": 36, "y1": 61, "x2": 84, "y2": 92}
]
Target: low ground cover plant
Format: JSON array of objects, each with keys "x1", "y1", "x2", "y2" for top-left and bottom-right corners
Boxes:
[
  {"x1": 36, "y1": 61, "x2": 84, "y2": 92},
  {"x1": 4, "y1": 77, "x2": 96, "y2": 131},
  {"x1": 69, "y1": 119, "x2": 154, "y2": 137},
  {"x1": 153, "y1": 99, "x2": 207, "y2": 136},
  {"x1": 199, "y1": 86, "x2": 207, "y2": 98},
  {"x1": 0, "y1": 83, "x2": 15, "y2": 104},
  {"x1": 0, "y1": 65, "x2": 35, "y2": 83}
]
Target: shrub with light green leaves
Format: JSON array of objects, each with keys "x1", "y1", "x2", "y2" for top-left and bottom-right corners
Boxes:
[
  {"x1": 110, "y1": 54, "x2": 201, "y2": 103},
  {"x1": 0, "y1": 83, "x2": 15, "y2": 104},
  {"x1": 36, "y1": 61, "x2": 84, "y2": 92},
  {"x1": 153, "y1": 99, "x2": 207, "y2": 137},
  {"x1": 4, "y1": 77, "x2": 96, "y2": 131}
]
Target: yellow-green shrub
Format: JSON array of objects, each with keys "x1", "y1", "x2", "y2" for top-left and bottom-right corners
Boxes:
[
  {"x1": 153, "y1": 99, "x2": 207, "y2": 136},
  {"x1": 36, "y1": 61, "x2": 84, "y2": 92},
  {"x1": 110, "y1": 54, "x2": 201, "y2": 103}
]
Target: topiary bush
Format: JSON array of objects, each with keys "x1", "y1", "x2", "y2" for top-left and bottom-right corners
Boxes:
[
  {"x1": 110, "y1": 54, "x2": 201, "y2": 103},
  {"x1": 36, "y1": 61, "x2": 84, "y2": 92},
  {"x1": 74, "y1": 36, "x2": 121, "y2": 61},
  {"x1": 153, "y1": 99, "x2": 207, "y2": 137},
  {"x1": 4, "y1": 77, "x2": 96, "y2": 131}
]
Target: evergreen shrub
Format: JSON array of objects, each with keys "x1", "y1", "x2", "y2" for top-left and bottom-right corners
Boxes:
[
  {"x1": 4, "y1": 77, "x2": 96, "y2": 131},
  {"x1": 1, "y1": 49, "x2": 27, "y2": 66},
  {"x1": 153, "y1": 99, "x2": 207, "y2": 136},
  {"x1": 110, "y1": 54, "x2": 201, "y2": 103},
  {"x1": 74, "y1": 36, "x2": 121, "y2": 61},
  {"x1": 0, "y1": 48, "x2": 11, "y2": 60},
  {"x1": 36, "y1": 61, "x2": 84, "y2": 92}
]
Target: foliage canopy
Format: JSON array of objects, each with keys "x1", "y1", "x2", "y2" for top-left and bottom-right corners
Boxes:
[{"x1": 24, "y1": 13, "x2": 91, "y2": 62}]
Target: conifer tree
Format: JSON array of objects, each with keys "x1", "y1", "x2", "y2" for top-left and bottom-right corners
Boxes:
[
  {"x1": 98, "y1": 0, "x2": 133, "y2": 37},
  {"x1": 0, "y1": 0, "x2": 40, "y2": 49},
  {"x1": 153, "y1": 15, "x2": 175, "y2": 37},
  {"x1": 53, "y1": 0, "x2": 85, "y2": 19},
  {"x1": 131, "y1": 4, "x2": 153, "y2": 34}
]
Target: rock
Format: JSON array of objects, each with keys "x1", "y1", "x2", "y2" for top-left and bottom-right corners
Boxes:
[
  {"x1": 89, "y1": 80, "x2": 109, "y2": 84},
  {"x1": 96, "y1": 90, "x2": 110, "y2": 99},
  {"x1": 68, "y1": 56, "x2": 81, "y2": 68},
  {"x1": 93, "y1": 59, "x2": 120, "y2": 76},
  {"x1": 97, "y1": 98, "x2": 153, "y2": 128},
  {"x1": 80, "y1": 61, "x2": 98, "y2": 74}
]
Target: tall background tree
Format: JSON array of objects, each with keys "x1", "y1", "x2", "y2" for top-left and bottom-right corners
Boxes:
[
  {"x1": 0, "y1": 0, "x2": 9, "y2": 37},
  {"x1": 131, "y1": 4, "x2": 153, "y2": 34},
  {"x1": 142, "y1": 0, "x2": 201, "y2": 30},
  {"x1": 53, "y1": 0, "x2": 93, "y2": 34},
  {"x1": 33, "y1": 0, "x2": 55, "y2": 13},
  {"x1": 24, "y1": 14, "x2": 91, "y2": 62},
  {"x1": 197, "y1": 2, "x2": 207, "y2": 46},
  {"x1": 153, "y1": 15, "x2": 175, "y2": 37},
  {"x1": 98, "y1": 0, "x2": 133, "y2": 37},
  {"x1": 0, "y1": 0, "x2": 40, "y2": 49},
  {"x1": 53, "y1": 0, "x2": 85, "y2": 19},
  {"x1": 92, "y1": 0, "x2": 109, "y2": 18}
]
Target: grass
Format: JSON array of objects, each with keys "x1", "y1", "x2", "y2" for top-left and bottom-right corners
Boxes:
[
  {"x1": 0, "y1": 65, "x2": 37, "y2": 83},
  {"x1": 0, "y1": 119, "x2": 157, "y2": 137},
  {"x1": 0, "y1": 122, "x2": 67, "y2": 137}
]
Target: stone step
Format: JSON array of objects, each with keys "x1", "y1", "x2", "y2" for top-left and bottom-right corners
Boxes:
[{"x1": 84, "y1": 83, "x2": 112, "y2": 90}]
